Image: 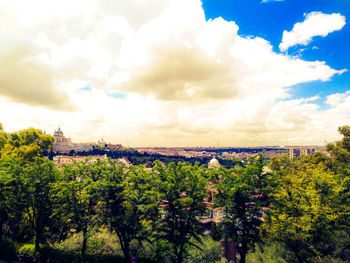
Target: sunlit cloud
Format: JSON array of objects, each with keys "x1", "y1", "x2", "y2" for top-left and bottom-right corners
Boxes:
[
  {"x1": 261, "y1": 0, "x2": 284, "y2": 3},
  {"x1": 0, "y1": 44, "x2": 76, "y2": 110},
  {"x1": 280, "y1": 12, "x2": 346, "y2": 51},
  {"x1": 0, "y1": 0, "x2": 348, "y2": 146}
]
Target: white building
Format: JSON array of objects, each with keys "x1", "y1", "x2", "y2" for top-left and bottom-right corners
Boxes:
[
  {"x1": 53, "y1": 127, "x2": 93, "y2": 153},
  {"x1": 208, "y1": 157, "x2": 221, "y2": 169}
]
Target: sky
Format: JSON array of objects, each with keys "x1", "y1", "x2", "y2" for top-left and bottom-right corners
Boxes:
[{"x1": 0, "y1": 0, "x2": 349, "y2": 147}]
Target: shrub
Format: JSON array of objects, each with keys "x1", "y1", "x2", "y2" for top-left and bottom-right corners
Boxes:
[
  {"x1": 316, "y1": 256, "x2": 349, "y2": 263},
  {"x1": 53, "y1": 232, "x2": 83, "y2": 252},
  {"x1": 54, "y1": 230, "x2": 123, "y2": 256},
  {"x1": 186, "y1": 236, "x2": 222, "y2": 263},
  {"x1": 86, "y1": 231, "x2": 121, "y2": 255},
  {"x1": 17, "y1": 244, "x2": 36, "y2": 262},
  {"x1": 40, "y1": 246, "x2": 153, "y2": 263},
  {"x1": 246, "y1": 242, "x2": 296, "y2": 263}
]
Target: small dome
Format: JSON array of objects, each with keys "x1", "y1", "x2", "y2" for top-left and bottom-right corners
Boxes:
[
  {"x1": 54, "y1": 127, "x2": 64, "y2": 137},
  {"x1": 208, "y1": 157, "x2": 220, "y2": 168},
  {"x1": 262, "y1": 166, "x2": 272, "y2": 174}
]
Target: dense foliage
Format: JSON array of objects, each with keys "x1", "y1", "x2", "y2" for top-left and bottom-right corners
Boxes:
[
  {"x1": 215, "y1": 155, "x2": 275, "y2": 263},
  {"x1": 0, "y1": 123, "x2": 349, "y2": 263}
]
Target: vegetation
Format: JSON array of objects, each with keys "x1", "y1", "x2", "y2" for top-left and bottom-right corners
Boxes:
[
  {"x1": 215, "y1": 155, "x2": 275, "y2": 263},
  {"x1": 0, "y1": 123, "x2": 349, "y2": 263},
  {"x1": 265, "y1": 155, "x2": 347, "y2": 262},
  {"x1": 153, "y1": 161, "x2": 208, "y2": 263}
]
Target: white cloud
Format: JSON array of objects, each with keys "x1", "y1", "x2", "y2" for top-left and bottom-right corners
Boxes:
[
  {"x1": 325, "y1": 91, "x2": 350, "y2": 107},
  {"x1": 0, "y1": 44, "x2": 76, "y2": 110},
  {"x1": 116, "y1": 5, "x2": 344, "y2": 102},
  {"x1": 1, "y1": 88, "x2": 348, "y2": 146},
  {"x1": 0, "y1": 0, "x2": 348, "y2": 146},
  {"x1": 261, "y1": 0, "x2": 284, "y2": 3},
  {"x1": 280, "y1": 12, "x2": 346, "y2": 51}
]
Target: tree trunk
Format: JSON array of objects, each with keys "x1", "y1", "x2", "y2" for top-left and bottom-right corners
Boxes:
[
  {"x1": 172, "y1": 244, "x2": 184, "y2": 263},
  {"x1": 122, "y1": 245, "x2": 130, "y2": 263},
  {"x1": 34, "y1": 228, "x2": 41, "y2": 263},
  {"x1": 176, "y1": 244, "x2": 184, "y2": 263},
  {"x1": 240, "y1": 252, "x2": 246, "y2": 263},
  {"x1": 176, "y1": 253, "x2": 183, "y2": 263},
  {"x1": 81, "y1": 226, "x2": 88, "y2": 259},
  {"x1": 240, "y1": 242, "x2": 248, "y2": 263},
  {"x1": 116, "y1": 231, "x2": 130, "y2": 263},
  {"x1": 222, "y1": 224, "x2": 235, "y2": 263},
  {"x1": 0, "y1": 221, "x2": 3, "y2": 241},
  {"x1": 35, "y1": 235, "x2": 40, "y2": 252},
  {"x1": 295, "y1": 253, "x2": 305, "y2": 263},
  {"x1": 290, "y1": 243, "x2": 304, "y2": 263},
  {"x1": 34, "y1": 227, "x2": 41, "y2": 253}
]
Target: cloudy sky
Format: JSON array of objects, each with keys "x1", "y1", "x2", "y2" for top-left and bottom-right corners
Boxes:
[{"x1": 0, "y1": 0, "x2": 349, "y2": 147}]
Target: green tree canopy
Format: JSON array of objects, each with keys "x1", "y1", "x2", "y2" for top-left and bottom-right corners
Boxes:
[
  {"x1": 0, "y1": 123, "x2": 8, "y2": 152},
  {"x1": 54, "y1": 158, "x2": 104, "y2": 258},
  {"x1": 98, "y1": 161, "x2": 158, "y2": 261},
  {"x1": 153, "y1": 161, "x2": 209, "y2": 263},
  {"x1": 0, "y1": 126, "x2": 54, "y2": 161},
  {"x1": 265, "y1": 152, "x2": 348, "y2": 262},
  {"x1": 215, "y1": 154, "x2": 274, "y2": 263}
]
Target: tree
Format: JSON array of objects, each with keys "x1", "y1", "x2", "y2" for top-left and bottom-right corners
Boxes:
[
  {"x1": 0, "y1": 157, "x2": 21, "y2": 241},
  {"x1": 264, "y1": 154, "x2": 347, "y2": 262},
  {"x1": 21, "y1": 157, "x2": 58, "y2": 256},
  {"x1": 325, "y1": 125, "x2": 350, "y2": 261},
  {"x1": 153, "y1": 162, "x2": 208, "y2": 263},
  {"x1": 327, "y1": 125, "x2": 350, "y2": 163},
  {"x1": 0, "y1": 123, "x2": 8, "y2": 154},
  {"x1": 1, "y1": 127, "x2": 54, "y2": 161},
  {"x1": 0, "y1": 125, "x2": 56, "y2": 247},
  {"x1": 215, "y1": 154, "x2": 274, "y2": 263},
  {"x1": 98, "y1": 161, "x2": 158, "y2": 262},
  {"x1": 54, "y1": 159, "x2": 102, "y2": 258}
]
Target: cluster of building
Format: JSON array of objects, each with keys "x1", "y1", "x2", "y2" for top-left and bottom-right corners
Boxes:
[
  {"x1": 136, "y1": 148, "x2": 179, "y2": 156},
  {"x1": 289, "y1": 146, "x2": 317, "y2": 158},
  {"x1": 53, "y1": 127, "x2": 323, "y2": 162},
  {"x1": 135, "y1": 148, "x2": 215, "y2": 158},
  {"x1": 53, "y1": 127, "x2": 93, "y2": 153},
  {"x1": 53, "y1": 127, "x2": 123, "y2": 154},
  {"x1": 221, "y1": 151, "x2": 257, "y2": 159},
  {"x1": 96, "y1": 139, "x2": 122, "y2": 149},
  {"x1": 53, "y1": 154, "x2": 131, "y2": 169},
  {"x1": 137, "y1": 148, "x2": 288, "y2": 160},
  {"x1": 136, "y1": 148, "x2": 224, "y2": 158},
  {"x1": 178, "y1": 150, "x2": 216, "y2": 158},
  {"x1": 52, "y1": 127, "x2": 131, "y2": 169},
  {"x1": 53, "y1": 154, "x2": 107, "y2": 168}
]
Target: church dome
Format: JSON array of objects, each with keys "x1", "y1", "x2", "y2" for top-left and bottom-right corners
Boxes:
[
  {"x1": 208, "y1": 157, "x2": 220, "y2": 168},
  {"x1": 54, "y1": 127, "x2": 63, "y2": 137}
]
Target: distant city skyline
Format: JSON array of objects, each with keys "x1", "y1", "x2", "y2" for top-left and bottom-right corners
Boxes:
[
  {"x1": 51, "y1": 126, "x2": 327, "y2": 148},
  {"x1": 0, "y1": 0, "x2": 349, "y2": 146}
]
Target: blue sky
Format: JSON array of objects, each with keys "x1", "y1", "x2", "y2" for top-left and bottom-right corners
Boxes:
[{"x1": 202, "y1": 0, "x2": 350, "y2": 105}]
